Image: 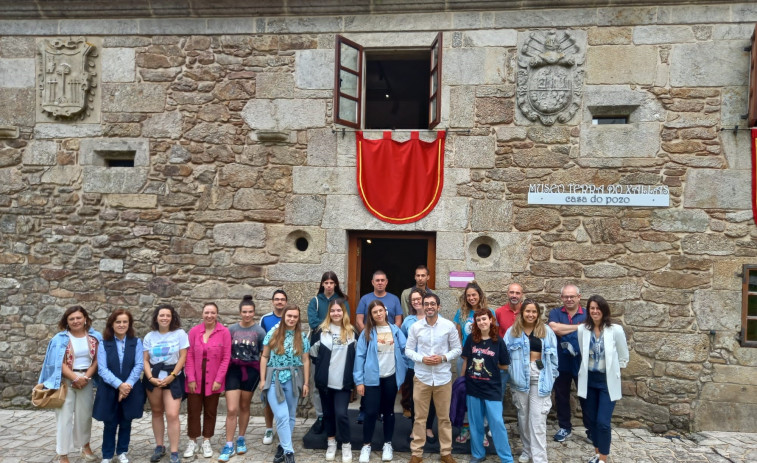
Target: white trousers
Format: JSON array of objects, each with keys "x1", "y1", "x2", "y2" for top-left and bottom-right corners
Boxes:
[
  {"x1": 55, "y1": 379, "x2": 94, "y2": 456},
  {"x1": 512, "y1": 362, "x2": 552, "y2": 463}
]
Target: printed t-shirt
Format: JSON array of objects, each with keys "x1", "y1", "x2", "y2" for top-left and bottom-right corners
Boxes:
[
  {"x1": 143, "y1": 329, "x2": 190, "y2": 379},
  {"x1": 375, "y1": 325, "x2": 396, "y2": 378},
  {"x1": 263, "y1": 327, "x2": 310, "y2": 383},
  {"x1": 462, "y1": 336, "x2": 510, "y2": 401},
  {"x1": 229, "y1": 323, "x2": 267, "y2": 362}
]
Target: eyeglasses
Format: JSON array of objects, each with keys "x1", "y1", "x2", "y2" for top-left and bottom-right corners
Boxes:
[
  {"x1": 423, "y1": 302, "x2": 438, "y2": 307},
  {"x1": 561, "y1": 295, "x2": 579, "y2": 300}
]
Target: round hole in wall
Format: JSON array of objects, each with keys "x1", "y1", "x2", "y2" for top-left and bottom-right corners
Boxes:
[
  {"x1": 476, "y1": 243, "x2": 492, "y2": 258},
  {"x1": 295, "y1": 237, "x2": 309, "y2": 252}
]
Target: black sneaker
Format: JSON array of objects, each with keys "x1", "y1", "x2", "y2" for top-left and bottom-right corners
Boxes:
[
  {"x1": 150, "y1": 446, "x2": 166, "y2": 462},
  {"x1": 274, "y1": 444, "x2": 285, "y2": 463},
  {"x1": 284, "y1": 452, "x2": 295, "y2": 463},
  {"x1": 313, "y1": 416, "x2": 325, "y2": 434}
]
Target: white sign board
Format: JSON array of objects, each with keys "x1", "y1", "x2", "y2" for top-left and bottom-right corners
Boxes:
[{"x1": 528, "y1": 184, "x2": 669, "y2": 207}]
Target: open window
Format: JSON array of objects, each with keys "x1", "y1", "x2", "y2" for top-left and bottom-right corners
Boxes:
[
  {"x1": 334, "y1": 33, "x2": 442, "y2": 130},
  {"x1": 741, "y1": 264, "x2": 757, "y2": 347}
]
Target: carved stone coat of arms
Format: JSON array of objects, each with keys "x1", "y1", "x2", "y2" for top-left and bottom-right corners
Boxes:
[
  {"x1": 516, "y1": 30, "x2": 585, "y2": 126},
  {"x1": 37, "y1": 37, "x2": 98, "y2": 119}
]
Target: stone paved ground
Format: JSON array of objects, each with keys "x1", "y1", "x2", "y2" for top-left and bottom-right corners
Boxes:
[{"x1": 1, "y1": 410, "x2": 755, "y2": 463}]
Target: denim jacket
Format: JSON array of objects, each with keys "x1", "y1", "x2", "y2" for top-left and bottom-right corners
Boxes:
[
  {"x1": 353, "y1": 324, "x2": 407, "y2": 389},
  {"x1": 38, "y1": 328, "x2": 103, "y2": 390},
  {"x1": 504, "y1": 325, "x2": 559, "y2": 397}
]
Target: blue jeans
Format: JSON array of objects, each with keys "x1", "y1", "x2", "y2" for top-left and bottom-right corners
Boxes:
[
  {"x1": 466, "y1": 395, "x2": 514, "y2": 463},
  {"x1": 102, "y1": 417, "x2": 132, "y2": 459},
  {"x1": 584, "y1": 371, "x2": 616, "y2": 455},
  {"x1": 267, "y1": 380, "x2": 298, "y2": 453}
]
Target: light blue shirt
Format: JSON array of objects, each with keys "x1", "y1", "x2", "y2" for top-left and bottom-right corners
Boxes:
[{"x1": 97, "y1": 337, "x2": 144, "y2": 389}]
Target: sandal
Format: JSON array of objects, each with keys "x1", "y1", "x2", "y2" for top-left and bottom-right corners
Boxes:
[{"x1": 455, "y1": 425, "x2": 470, "y2": 443}]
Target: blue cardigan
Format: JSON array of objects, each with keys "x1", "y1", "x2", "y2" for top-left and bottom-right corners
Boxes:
[{"x1": 353, "y1": 324, "x2": 407, "y2": 389}]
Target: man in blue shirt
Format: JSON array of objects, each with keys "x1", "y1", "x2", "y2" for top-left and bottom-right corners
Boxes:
[
  {"x1": 355, "y1": 270, "x2": 402, "y2": 331},
  {"x1": 547, "y1": 284, "x2": 588, "y2": 443}
]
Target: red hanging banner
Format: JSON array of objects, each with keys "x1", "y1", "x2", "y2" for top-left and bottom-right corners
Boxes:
[
  {"x1": 356, "y1": 131, "x2": 445, "y2": 224},
  {"x1": 752, "y1": 128, "x2": 757, "y2": 226}
]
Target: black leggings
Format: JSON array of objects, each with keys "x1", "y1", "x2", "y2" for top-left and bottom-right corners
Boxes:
[
  {"x1": 321, "y1": 387, "x2": 352, "y2": 443},
  {"x1": 362, "y1": 374, "x2": 397, "y2": 445}
]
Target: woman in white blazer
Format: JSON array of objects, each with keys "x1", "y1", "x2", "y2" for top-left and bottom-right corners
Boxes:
[{"x1": 550, "y1": 295, "x2": 628, "y2": 463}]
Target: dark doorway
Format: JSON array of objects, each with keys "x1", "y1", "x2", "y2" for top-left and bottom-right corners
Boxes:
[
  {"x1": 364, "y1": 50, "x2": 430, "y2": 129},
  {"x1": 347, "y1": 231, "x2": 436, "y2": 319}
]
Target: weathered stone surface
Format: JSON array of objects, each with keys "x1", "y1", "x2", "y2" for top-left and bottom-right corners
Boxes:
[
  {"x1": 190, "y1": 280, "x2": 229, "y2": 299},
  {"x1": 82, "y1": 167, "x2": 148, "y2": 193},
  {"x1": 449, "y1": 86, "x2": 475, "y2": 128},
  {"x1": 99, "y1": 258, "x2": 124, "y2": 273},
  {"x1": 553, "y1": 244, "x2": 624, "y2": 262},
  {"x1": 530, "y1": 262, "x2": 582, "y2": 278},
  {"x1": 580, "y1": 122, "x2": 660, "y2": 158},
  {"x1": 573, "y1": 278, "x2": 642, "y2": 301},
  {"x1": 22, "y1": 140, "x2": 57, "y2": 166},
  {"x1": 681, "y1": 234, "x2": 735, "y2": 256},
  {"x1": 615, "y1": 254, "x2": 668, "y2": 271},
  {"x1": 711, "y1": 364, "x2": 757, "y2": 386},
  {"x1": 80, "y1": 138, "x2": 149, "y2": 166},
  {"x1": 295, "y1": 49, "x2": 333, "y2": 89},
  {"x1": 292, "y1": 166, "x2": 355, "y2": 195},
  {"x1": 465, "y1": 232, "x2": 531, "y2": 272},
  {"x1": 443, "y1": 48, "x2": 487, "y2": 85},
  {"x1": 692, "y1": 289, "x2": 740, "y2": 331},
  {"x1": 102, "y1": 83, "x2": 167, "y2": 112},
  {"x1": 475, "y1": 97, "x2": 513, "y2": 125},
  {"x1": 40, "y1": 166, "x2": 81, "y2": 185},
  {"x1": 184, "y1": 123, "x2": 237, "y2": 144},
  {"x1": 721, "y1": 130, "x2": 751, "y2": 170},
  {"x1": 470, "y1": 199, "x2": 512, "y2": 232},
  {"x1": 242, "y1": 99, "x2": 326, "y2": 131},
  {"x1": 453, "y1": 135, "x2": 495, "y2": 168},
  {"x1": 212, "y1": 222, "x2": 266, "y2": 247},
  {"x1": 463, "y1": 29, "x2": 517, "y2": 47},
  {"x1": 694, "y1": 399, "x2": 757, "y2": 432},
  {"x1": 584, "y1": 263, "x2": 627, "y2": 278},
  {"x1": 0, "y1": 88, "x2": 34, "y2": 127},
  {"x1": 670, "y1": 41, "x2": 749, "y2": 87},
  {"x1": 586, "y1": 45, "x2": 657, "y2": 85},
  {"x1": 513, "y1": 208, "x2": 560, "y2": 231},
  {"x1": 588, "y1": 26, "x2": 632, "y2": 45},
  {"x1": 142, "y1": 111, "x2": 183, "y2": 139},
  {"x1": 105, "y1": 194, "x2": 157, "y2": 209},
  {"x1": 0, "y1": 58, "x2": 34, "y2": 88},
  {"x1": 0, "y1": 37, "x2": 35, "y2": 58},
  {"x1": 34, "y1": 123, "x2": 103, "y2": 138},
  {"x1": 633, "y1": 25, "x2": 695, "y2": 44},
  {"x1": 285, "y1": 195, "x2": 326, "y2": 226},
  {"x1": 650, "y1": 209, "x2": 709, "y2": 233},
  {"x1": 437, "y1": 232, "x2": 465, "y2": 261},
  {"x1": 306, "y1": 128, "x2": 337, "y2": 166},
  {"x1": 683, "y1": 169, "x2": 750, "y2": 210},
  {"x1": 622, "y1": 300, "x2": 668, "y2": 327},
  {"x1": 527, "y1": 127, "x2": 571, "y2": 144},
  {"x1": 615, "y1": 396, "x2": 670, "y2": 424},
  {"x1": 634, "y1": 332, "x2": 709, "y2": 362},
  {"x1": 647, "y1": 271, "x2": 709, "y2": 289},
  {"x1": 101, "y1": 47, "x2": 136, "y2": 83}
]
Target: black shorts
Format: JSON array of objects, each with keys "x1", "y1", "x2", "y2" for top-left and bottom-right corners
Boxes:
[{"x1": 225, "y1": 365, "x2": 261, "y2": 392}]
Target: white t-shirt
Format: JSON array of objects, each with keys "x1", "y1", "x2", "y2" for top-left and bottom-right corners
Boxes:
[
  {"x1": 143, "y1": 329, "x2": 190, "y2": 379},
  {"x1": 68, "y1": 334, "x2": 91, "y2": 370},
  {"x1": 322, "y1": 324, "x2": 355, "y2": 389},
  {"x1": 375, "y1": 325, "x2": 395, "y2": 378}
]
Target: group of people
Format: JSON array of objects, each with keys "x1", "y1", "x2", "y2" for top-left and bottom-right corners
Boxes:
[{"x1": 38, "y1": 266, "x2": 628, "y2": 463}]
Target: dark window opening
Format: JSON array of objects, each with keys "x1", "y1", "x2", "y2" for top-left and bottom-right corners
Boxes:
[
  {"x1": 364, "y1": 51, "x2": 429, "y2": 130},
  {"x1": 97, "y1": 149, "x2": 136, "y2": 168},
  {"x1": 295, "y1": 237, "x2": 309, "y2": 252},
  {"x1": 592, "y1": 117, "x2": 628, "y2": 125},
  {"x1": 476, "y1": 244, "x2": 492, "y2": 258},
  {"x1": 741, "y1": 264, "x2": 757, "y2": 347},
  {"x1": 106, "y1": 158, "x2": 135, "y2": 167}
]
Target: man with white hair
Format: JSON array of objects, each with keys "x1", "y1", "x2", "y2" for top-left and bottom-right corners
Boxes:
[{"x1": 547, "y1": 284, "x2": 588, "y2": 443}]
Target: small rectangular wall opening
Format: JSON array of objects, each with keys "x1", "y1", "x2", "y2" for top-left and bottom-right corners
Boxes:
[
  {"x1": 592, "y1": 116, "x2": 629, "y2": 125},
  {"x1": 588, "y1": 105, "x2": 638, "y2": 124},
  {"x1": 95, "y1": 149, "x2": 136, "y2": 168}
]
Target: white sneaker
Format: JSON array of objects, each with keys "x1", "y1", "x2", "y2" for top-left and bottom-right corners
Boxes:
[
  {"x1": 201, "y1": 439, "x2": 213, "y2": 458},
  {"x1": 342, "y1": 443, "x2": 352, "y2": 463},
  {"x1": 518, "y1": 454, "x2": 530, "y2": 463},
  {"x1": 184, "y1": 439, "x2": 198, "y2": 458},
  {"x1": 263, "y1": 428, "x2": 275, "y2": 445},
  {"x1": 101, "y1": 459, "x2": 110, "y2": 463},
  {"x1": 117, "y1": 454, "x2": 130, "y2": 463},
  {"x1": 381, "y1": 443, "x2": 392, "y2": 462},
  {"x1": 359, "y1": 445, "x2": 371, "y2": 463},
  {"x1": 326, "y1": 439, "x2": 337, "y2": 461}
]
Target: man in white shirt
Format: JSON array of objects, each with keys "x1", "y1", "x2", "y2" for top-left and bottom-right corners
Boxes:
[{"x1": 405, "y1": 293, "x2": 462, "y2": 463}]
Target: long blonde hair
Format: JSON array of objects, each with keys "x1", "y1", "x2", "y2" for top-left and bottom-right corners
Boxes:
[
  {"x1": 509, "y1": 299, "x2": 546, "y2": 339},
  {"x1": 318, "y1": 298, "x2": 354, "y2": 344},
  {"x1": 268, "y1": 304, "x2": 304, "y2": 355},
  {"x1": 458, "y1": 280, "x2": 487, "y2": 324}
]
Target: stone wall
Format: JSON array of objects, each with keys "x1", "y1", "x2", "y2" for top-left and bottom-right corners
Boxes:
[{"x1": 1, "y1": 3, "x2": 757, "y2": 432}]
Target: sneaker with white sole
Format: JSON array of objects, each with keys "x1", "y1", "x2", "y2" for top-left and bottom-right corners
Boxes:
[
  {"x1": 117, "y1": 454, "x2": 130, "y2": 463},
  {"x1": 326, "y1": 439, "x2": 337, "y2": 461},
  {"x1": 587, "y1": 455, "x2": 599, "y2": 463},
  {"x1": 201, "y1": 440, "x2": 213, "y2": 458},
  {"x1": 553, "y1": 428, "x2": 571, "y2": 442},
  {"x1": 184, "y1": 440, "x2": 198, "y2": 459},
  {"x1": 236, "y1": 436, "x2": 247, "y2": 455},
  {"x1": 518, "y1": 454, "x2": 530, "y2": 463},
  {"x1": 359, "y1": 445, "x2": 371, "y2": 463},
  {"x1": 263, "y1": 428, "x2": 275, "y2": 445},
  {"x1": 381, "y1": 443, "x2": 392, "y2": 462},
  {"x1": 342, "y1": 443, "x2": 352, "y2": 463},
  {"x1": 218, "y1": 443, "x2": 235, "y2": 462}
]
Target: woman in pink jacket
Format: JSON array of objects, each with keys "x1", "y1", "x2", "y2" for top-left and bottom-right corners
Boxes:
[{"x1": 183, "y1": 302, "x2": 232, "y2": 459}]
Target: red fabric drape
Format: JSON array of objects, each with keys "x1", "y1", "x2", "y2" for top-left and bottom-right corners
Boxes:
[{"x1": 356, "y1": 131, "x2": 445, "y2": 224}]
